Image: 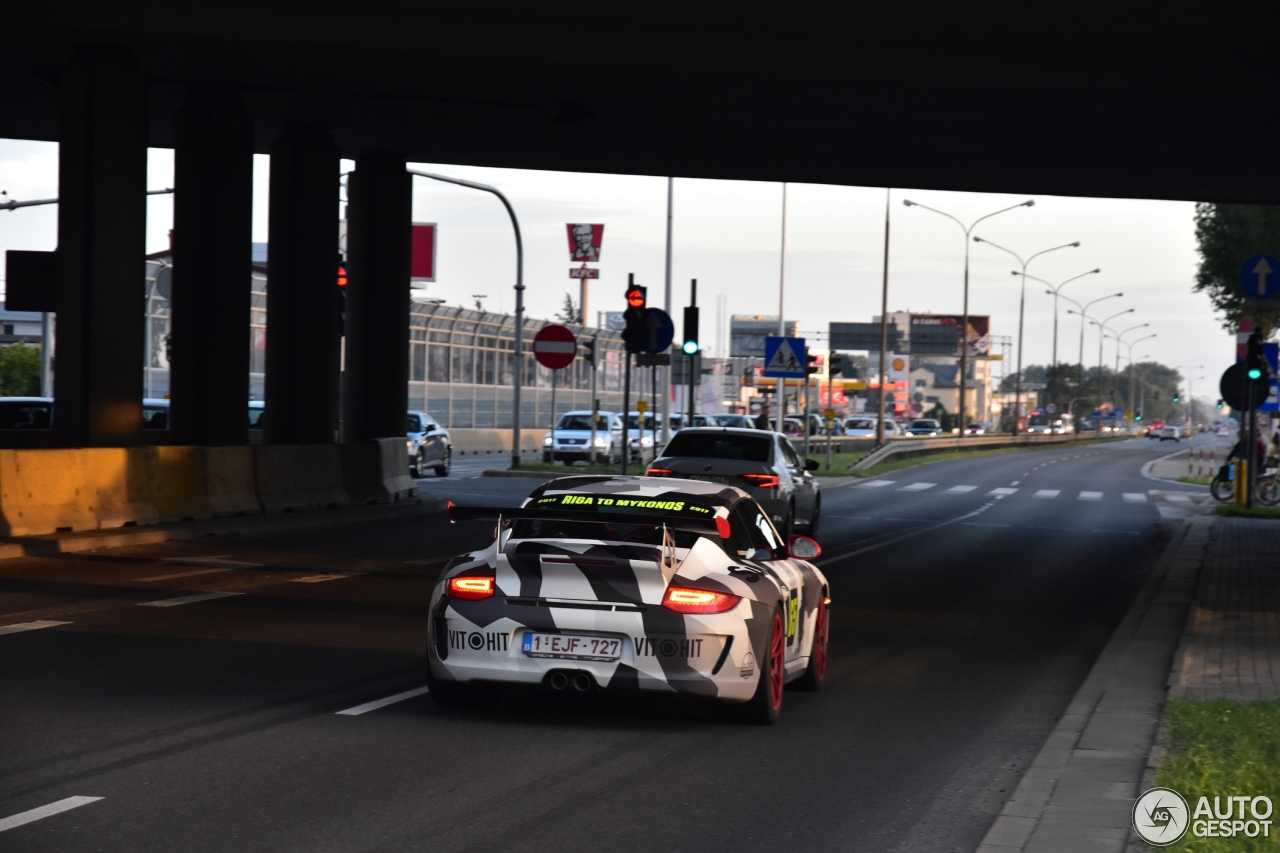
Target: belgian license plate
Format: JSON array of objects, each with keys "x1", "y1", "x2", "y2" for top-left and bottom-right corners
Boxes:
[
  {"x1": 522, "y1": 632, "x2": 622, "y2": 661},
  {"x1": 690, "y1": 475, "x2": 730, "y2": 484}
]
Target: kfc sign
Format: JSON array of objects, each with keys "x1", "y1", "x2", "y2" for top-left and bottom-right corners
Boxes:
[{"x1": 566, "y1": 223, "x2": 604, "y2": 263}]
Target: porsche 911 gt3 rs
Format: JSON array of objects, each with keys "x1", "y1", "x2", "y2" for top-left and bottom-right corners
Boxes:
[{"x1": 428, "y1": 475, "x2": 831, "y2": 723}]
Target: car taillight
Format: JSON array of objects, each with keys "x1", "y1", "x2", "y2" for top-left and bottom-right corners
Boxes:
[
  {"x1": 740, "y1": 473, "x2": 780, "y2": 488},
  {"x1": 662, "y1": 585, "x2": 742, "y2": 614},
  {"x1": 646, "y1": 467, "x2": 675, "y2": 477},
  {"x1": 447, "y1": 574, "x2": 495, "y2": 600}
]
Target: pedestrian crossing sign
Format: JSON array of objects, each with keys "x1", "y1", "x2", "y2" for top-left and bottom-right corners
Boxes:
[{"x1": 764, "y1": 336, "x2": 806, "y2": 378}]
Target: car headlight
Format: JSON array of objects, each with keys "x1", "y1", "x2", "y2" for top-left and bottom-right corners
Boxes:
[
  {"x1": 543, "y1": 436, "x2": 552, "y2": 446},
  {"x1": 406, "y1": 440, "x2": 412, "y2": 449},
  {"x1": 593, "y1": 436, "x2": 608, "y2": 447}
]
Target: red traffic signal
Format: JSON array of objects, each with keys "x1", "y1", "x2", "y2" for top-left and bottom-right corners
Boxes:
[
  {"x1": 626, "y1": 285, "x2": 647, "y2": 309},
  {"x1": 337, "y1": 265, "x2": 348, "y2": 288}
]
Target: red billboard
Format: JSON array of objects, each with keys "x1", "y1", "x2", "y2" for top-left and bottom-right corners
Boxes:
[
  {"x1": 411, "y1": 223, "x2": 436, "y2": 282},
  {"x1": 566, "y1": 223, "x2": 604, "y2": 262}
]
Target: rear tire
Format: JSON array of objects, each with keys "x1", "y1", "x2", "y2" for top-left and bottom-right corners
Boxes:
[
  {"x1": 434, "y1": 447, "x2": 451, "y2": 477},
  {"x1": 1257, "y1": 475, "x2": 1280, "y2": 507},
  {"x1": 1211, "y1": 475, "x2": 1233, "y2": 504},
  {"x1": 793, "y1": 593, "x2": 828, "y2": 691},
  {"x1": 425, "y1": 658, "x2": 474, "y2": 706},
  {"x1": 740, "y1": 610, "x2": 785, "y2": 725},
  {"x1": 807, "y1": 499, "x2": 820, "y2": 537}
]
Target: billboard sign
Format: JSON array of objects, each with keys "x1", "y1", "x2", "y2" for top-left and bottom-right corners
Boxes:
[
  {"x1": 908, "y1": 314, "x2": 990, "y2": 356},
  {"x1": 411, "y1": 223, "x2": 436, "y2": 282},
  {"x1": 566, "y1": 223, "x2": 604, "y2": 262}
]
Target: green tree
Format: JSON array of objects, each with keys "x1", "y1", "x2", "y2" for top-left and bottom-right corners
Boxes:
[
  {"x1": 1193, "y1": 202, "x2": 1280, "y2": 336},
  {"x1": 0, "y1": 343, "x2": 41, "y2": 396},
  {"x1": 555, "y1": 293, "x2": 582, "y2": 325}
]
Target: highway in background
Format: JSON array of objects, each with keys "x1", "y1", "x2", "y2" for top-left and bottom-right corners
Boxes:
[{"x1": 0, "y1": 437, "x2": 1218, "y2": 852}]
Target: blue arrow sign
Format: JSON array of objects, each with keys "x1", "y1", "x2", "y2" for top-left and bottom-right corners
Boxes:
[
  {"x1": 641, "y1": 308, "x2": 675, "y2": 354},
  {"x1": 763, "y1": 336, "x2": 806, "y2": 378},
  {"x1": 1239, "y1": 255, "x2": 1280, "y2": 299}
]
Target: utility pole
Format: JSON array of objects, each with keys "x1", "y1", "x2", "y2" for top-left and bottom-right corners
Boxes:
[
  {"x1": 687, "y1": 280, "x2": 698, "y2": 425},
  {"x1": 876, "y1": 189, "x2": 891, "y2": 447},
  {"x1": 777, "y1": 183, "x2": 788, "y2": 434},
  {"x1": 661, "y1": 177, "x2": 673, "y2": 446}
]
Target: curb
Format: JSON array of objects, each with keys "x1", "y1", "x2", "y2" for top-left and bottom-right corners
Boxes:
[
  {"x1": 481, "y1": 469, "x2": 561, "y2": 480},
  {"x1": 974, "y1": 515, "x2": 1210, "y2": 853},
  {"x1": 0, "y1": 495, "x2": 450, "y2": 560}
]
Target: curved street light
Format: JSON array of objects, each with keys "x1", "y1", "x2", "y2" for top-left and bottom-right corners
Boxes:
[
  {"x1": 1116, "y1": 333, "x2": 1157, "y2": 426},
  {"x1": 974, "y1": 236, "x2": 1079, "y2": 434},
  {"x1": 1079, "y1": 308, "x2": 1135, "y2": 401},
  {"x1": 903, "y1": 198, "x2": 1033, "y2": 434},
  {"x1": 409, "y1": 169, "x2": 525, "y2": 469},
  {"x1": 1059, "y1": 292, "x2": 1123, "y2": 372},
  {"x1": 1020, "y1": 268, "x2": 1100, "y2": 369}
]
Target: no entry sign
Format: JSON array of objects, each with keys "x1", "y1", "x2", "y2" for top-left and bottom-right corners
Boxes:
[{"x1": 533, "y1": 324, "x2": 577, "y2": 370}]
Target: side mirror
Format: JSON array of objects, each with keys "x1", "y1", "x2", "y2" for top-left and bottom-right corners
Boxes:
[
  {"x1": 787, "y1": 535, "x2": 822, "y2": 560},
  {"x1": 422, "y1": 423, "x2": 436, "y2": 433},
  {"x1": 805, "y1": 458, "x2": 820, "y2": 471}
]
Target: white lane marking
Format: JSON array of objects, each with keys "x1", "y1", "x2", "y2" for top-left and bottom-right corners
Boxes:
[
  {"x1": 0, "y1": 620, "x2": 72, "y2": 636},
  {"x1": 291, "y1": 572, "x2": 366, "y2": 583},
  {"x1": 1166, "y1": 494, "x2": 1193, "y2": 504},
  {"x1": 156, "y1": 556, "x2": 261, "y2": 568},
  {"x1": 1034, "y1": 490, "x2": 1060, "y2": 498},
  {"x1": 988, "y1": 487, "x2": 1017, "y2": 496},
  {"x1": 1012, "y1": 480, "x2": 1021, "y2": 486},
  {"x1": 336, "y1": 685, "x2": 430, "y2": 716},
  {"x1": 858, "y1": 480, "x2": 896, "y2": 488},
  {"x1": 1123, "y1": 493, "x2": 1148, "y2": 502},
  {"x1": 0, "y1": 796, "x2": 103, "y2": 832},
  {"x1": 1078, "y1": 491, "x2": 1103, "y2": 501},
  {"x1": 139, "y1": 592, "x2": 242, "y2": 608},
  {"x1": 943, "y1": 485, "x2": 977, "y2": 493},
  {"x1": 899, "y1": 482, "x2": 936, "y2": 491},
  {"x1": 137, "y1": 568, "x2": 230, "y2": 582}
]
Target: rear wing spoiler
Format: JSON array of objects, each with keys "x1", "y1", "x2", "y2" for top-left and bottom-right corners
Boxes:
[{"x1": 447, "y1": 502, "x2": 727, "y2": 538}]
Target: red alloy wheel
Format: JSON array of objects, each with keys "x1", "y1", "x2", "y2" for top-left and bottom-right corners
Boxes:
[
  {"x1": 768, "y1": 613, "x2": 785, "y2": 712},
  {"x1": 813, "y1": 598, "x2": 828, "y2": 680}
]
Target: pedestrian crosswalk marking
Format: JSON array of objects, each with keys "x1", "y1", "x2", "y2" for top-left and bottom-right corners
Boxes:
[
  {"x1": 1166, "y1": 494, "x2": 1193, "y2": 504},
  {"x1": 858, "y1": 480, "x2": 895, "y2": 488},
  {"x1": 1123, "y1": 493, "x2": 1147, "y2": 502},
  {"x1": 1078, "y1": 491, "x2": 1103, "y2": 501},
  {"x1": 988, "y1": 487, "x2": 1017, "y2": 496},
  {"x1": 943, "y1": 485, "x2": 976, "y2": 493},
  {"x1": 1034, "y1": 490, "x2": 1060, "y2": 498},
  {"x1": 900, "y1": 483, "x2": 936, "y2": 491}
]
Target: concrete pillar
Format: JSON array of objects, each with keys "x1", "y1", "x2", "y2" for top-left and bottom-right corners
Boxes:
[
  {"x1": 263, "y1": 127, "x2": 340, "y2": 445},
  {"x1": 170, "y1": 90, "x2": 254, "y2": 446},
  {"x1": 52, "y1": 51, "x2": 148, "y2": 447},
  {"x1": 342, "y1": 154, "x2": 411, "y2": 442}
]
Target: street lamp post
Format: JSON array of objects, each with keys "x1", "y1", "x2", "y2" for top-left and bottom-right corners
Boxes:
[
  {"x1": 1108, "y1": 323, "x2": 1150, "y2": 378},
  {"x1": 1019, "y1": 269, "x2": 1100, "y2": 372},
  {"x1": 1081, "y1": 308, "x2": 1135, "y2": 406},
  {"x1": 1175, "y1": 365, "x2": 1205, "y2": 429},
  {"x1": 1117, "y1": 333, "x2": 1156, "y2": 428},
  {"x1": 1059, "y1": 291, "x2": 1123, "y2": 378},
  {"x1": 973, "y1": 237, "x2": 1079, "y2": 435},
  {"x1": 902, "y1": 198, "x2": 1033, "y2": 435},
  {"x1": 409, "y1": 169, "x2": 525, "y2": 468}
]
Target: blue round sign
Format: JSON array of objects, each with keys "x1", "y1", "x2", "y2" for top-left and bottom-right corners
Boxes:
[
  {"x1": 1239, "y1": 254, "x2": 1280, "y2": 299},
  {"x1": 641, "y1": 308, "x2": 675, "y2": 354}
]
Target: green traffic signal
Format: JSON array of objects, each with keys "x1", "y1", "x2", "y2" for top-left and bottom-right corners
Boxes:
[
  {"x1": 1248, "y1": 367, "x2": 1263, "y2": 380},
  {"x1": 682, "y1": 339, "x2": 698, "y2": 355}
]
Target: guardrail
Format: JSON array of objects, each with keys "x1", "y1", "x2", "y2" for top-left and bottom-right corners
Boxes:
[{"x1": 848, "y1": 432, "x2": 1111, "y2": 471}]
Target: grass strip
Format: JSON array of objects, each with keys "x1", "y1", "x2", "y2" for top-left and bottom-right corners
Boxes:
[
  {"x1": 1213, "y1": 505, "x2": 1280, "y2": 520},
  {"x1": 1154, "y1": 697, "x2": 1280, "y2": 851},
  {"x1": 1179, "y1": 476, "x2": 1214, "y2": 486}
]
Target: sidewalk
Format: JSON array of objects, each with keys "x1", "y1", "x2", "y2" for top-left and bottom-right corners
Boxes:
[{"x1": 975, "y1": 512, "x2": 1280, "y2": 852}]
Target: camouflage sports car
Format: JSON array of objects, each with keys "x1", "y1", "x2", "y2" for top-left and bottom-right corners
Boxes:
[{"x1": 430, "y1": 475, "x2": 830, "y2": 724}]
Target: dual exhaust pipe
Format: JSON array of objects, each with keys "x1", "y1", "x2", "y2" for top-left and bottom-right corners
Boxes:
[{"x1": 547, "y1": 671, "x2": 595, "y2": 693}]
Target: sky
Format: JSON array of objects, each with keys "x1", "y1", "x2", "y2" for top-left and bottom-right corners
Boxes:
[{"x1": 0, "y1": 139, "x2": 1233, "y2": 396}]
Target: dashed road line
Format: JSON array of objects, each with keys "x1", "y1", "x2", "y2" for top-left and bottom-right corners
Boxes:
[
  {"x1": 988, "y1": 487, "x2": 1018, "y2": 496},
  {"x1": 1124, "y1": 493, "x2": 1147, "y2": 502},
  {"x1": 858, "y1": 480, "x2": 896, "y2": 488},
  {"x1": 943, "y1": 485, "x2": 976, "y2": 493},
  {"x1": 0, "y1": 796, "x2": 103, "y2": 832},
  {"x1": 0, "y1": 620, "x2": 72, "y2": 636},
  {"x1": 137, "y1": 568, "x2": 231, "y2": 582},
  {"x1": 138, "y1": 591, "x2": 243, "y2": 608},
  {"x1": 1034, "y1": 490, "x2": 1060, "y2": 498},
  {"x1": 1078, "y1": 491, "x2": 1103, "y2": 501},
  {"x1": 336, "y1": 686, "x2": 430, "y2": 716},
  {"x1": 899, "y1": 483, "x2": 936, "y2": 492}
]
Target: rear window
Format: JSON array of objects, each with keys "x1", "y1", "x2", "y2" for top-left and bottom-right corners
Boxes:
[
  {"x1": 662, "y1": 431, "x2": 772, "y2": 462},
  {"x1": 912, "y1": 420, "x2": 939, "y2": 428},
  {"x1": 847, "y1": 419, "x2": 875, "y2": 429},
  {"x1": 556, "y1": 414, "x2": 607, "y2": 431}
]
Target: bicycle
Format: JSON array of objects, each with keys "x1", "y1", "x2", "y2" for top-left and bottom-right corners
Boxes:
[{"x1": 1210, "y1": 464, "x2": 1280, "y2": 506}]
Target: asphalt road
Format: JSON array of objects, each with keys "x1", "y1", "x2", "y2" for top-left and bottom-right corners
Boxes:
[{"x1": 0, "y1": 436, "x2": 1219, "y2": 852}]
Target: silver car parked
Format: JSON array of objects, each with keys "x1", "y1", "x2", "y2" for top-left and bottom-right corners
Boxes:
[
  {"x1": 408, "y1": 411, "x2": 451, "y2": 477},
  {"x1": 646, "y1": 427, "x2": 820, "y2": 537}
]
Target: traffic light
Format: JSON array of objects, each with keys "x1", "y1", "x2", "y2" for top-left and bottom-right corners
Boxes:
[
  {"x1": 581, "y1": 336, "x2": 597, "y2": 366},
  {"x1": 806, "y1": 351, "x2": 821, "y2": 376},
  {"x1": 1217, "y1": 399, "x2": 1224, "y2": 410},
  {"x1": 1135, "y1": 409, "x2": 1142, "y2": 421},
  {"x1": 1173, "y1": 394, "x2": 1180, "y2": 403},
  {"x1": 682, "y1": 305, "x2": 700, "y2": 355},
  {"x1": 1246, "y1": 332, "x2": 1267, "y2": 381},
  {"x1": 829, "y1": 352, "x2": 850, "y2": 377},
  {"x1": 621, "y1": 279, "x2": 647, "y2": 353}
]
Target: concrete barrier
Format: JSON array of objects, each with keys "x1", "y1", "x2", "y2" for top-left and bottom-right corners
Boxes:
[
  {"x1": 343, "y1": 438, "x2": 416, "y2": 504},
  {"x1": 0, "y1": 448, "x2": 157, "y2": 536},
  {"x1": 204, "y1": 446, "x2": 262, "y2": 516},
  {"x1": 136, "y1": 445, "x2": 213, "y2": 522},
  {"x1": 253, "y1": 445, "x2": 350, "y2": 512},
  {"x1": 449, "y1": 428, "x2": 549, "y2": 456},
  {"x1": 850, "y1": 432, "x2": 1117, "y2": 470}
]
